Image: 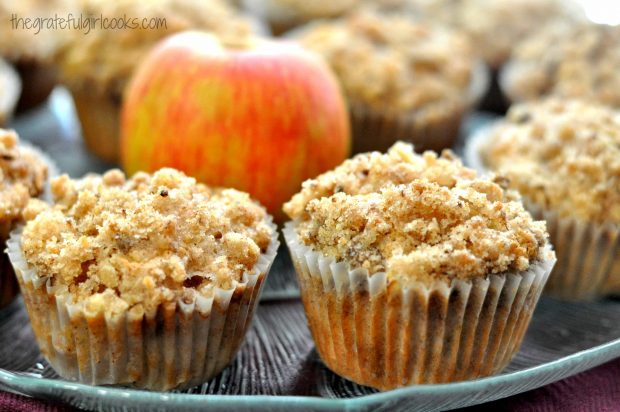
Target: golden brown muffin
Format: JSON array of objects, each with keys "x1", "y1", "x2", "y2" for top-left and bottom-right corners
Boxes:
[
  {"x1": 470, "y1": 98, "x2": 620, "y2": 300},
  {"x1": 283, "y1": 142, "x2": 555, "y2": 390},
  {"x1": 9, "y1": 168, "x2": 278, "y2": 389},
  {"x1": 0, "y1": 129, "x2": 49, "y2": 308},
  {"x1": 56, "y1": 0, "x2": 257, "y2": 162},
  {"x1": 293, "y1": 10, "x2": 482, "y2": 153},
  {"x1": 502, "y1": 23, "x2": 620, "y2": 107}
]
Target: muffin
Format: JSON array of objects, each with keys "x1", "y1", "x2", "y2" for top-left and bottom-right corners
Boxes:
[
  {"x1": 383, "y1": 0, "x2": 584, "y2": 112},
  {"x1": 55, "y1": 0, "x2": 257, "y2": 163},
  {"x1": 0, "y1": 58, "x2": 20, "y2": 126},
  {"x1": 291, "y1": 11, "x2": 485, "y2": 154},
  {"x1": 466, "y1": 98, "x2": 620, "y2": 301},
  {"x1": 283, "y1": 142, "x2": 555, "y2": 390},
  {"x1": 0, "y1": 0, "x2": 74, "y2": 112},
  {"x1": 243, "y1": 0, "x2": 360, "y2": 35},
  {"x1": 7, "y1": 168, "x2": 278, "y2": 389},
  {"x1": 501, "y1": 23, "x2": 620, "y2": 108},
  {"x1": 0, "y1": 129, "x2": 50, "y2": 308}
]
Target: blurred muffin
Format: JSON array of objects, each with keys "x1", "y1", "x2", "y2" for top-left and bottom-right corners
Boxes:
[
  {"x1": 55, "y1": 0, "x2": 257, "y2": 163},
  {"x1": 243, "y1": 0, "x2": 360, "y2": 35},
  {"x1": 466, "y1": 98, "x2": 620, "y2": 300},
  {"x1": 0, "y1": 58, "x2": 20, "y2": 126},
  {"x1": 0, "y1": 0, "x2": 75, "y2": 112},
  {"x1": 283, "y1": 142, "x2": 555, "y2": 390},
  {"x1": 0, "y1": 129, "x2": 50, "y2": 308},
  {"x1": 8, "y1": 168, "x2": 278, "y2": 389},
  {"x1": 292, "y1": 11, "x2": 484, "y2": 154},
  {"x1": 379, "y1": 0, "x2": 584, "y2": 112},
  {"x1": 502, "y1": 23, "x2": 620, "y2": 108}
]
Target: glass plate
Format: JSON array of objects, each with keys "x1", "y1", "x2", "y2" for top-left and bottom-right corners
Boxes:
[{"x1": 1, "y1": 91, "x2": 619, "y2": 411}]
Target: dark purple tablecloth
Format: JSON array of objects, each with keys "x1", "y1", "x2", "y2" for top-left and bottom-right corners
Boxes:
[{"x1": 2, "y1": 357, "x2": 620, "y2": 412}]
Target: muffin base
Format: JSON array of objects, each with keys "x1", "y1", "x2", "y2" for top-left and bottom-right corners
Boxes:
[
  {"x1": 464, "y1": 126, "x2": 620, "y2": 301},
  {"x1": 14, "y1": 59, "x2": 58, "y2": 113},
  {"x1": 70, "y1": 86, "x2": 121, "y2": 163},
  {"x1": 283, "y1": 222, "x2": 555, "y2": 390},
  {"x1": 7, "y1": 220, "x2": 279, "y2": 391}
]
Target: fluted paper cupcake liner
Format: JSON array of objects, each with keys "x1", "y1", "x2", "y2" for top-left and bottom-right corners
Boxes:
[
  {"x1": 464, "y1": 127, "x2": 620, "y2": 301},
  {"x1": 0, "y1": 143, "x2": 57, "y2": 309},
  {"x1": 7, "y1": 220, "x2": 279, "y2": 391},
  {"x1": 283, "y1": 222, "x2": 555, "y2": 390}
]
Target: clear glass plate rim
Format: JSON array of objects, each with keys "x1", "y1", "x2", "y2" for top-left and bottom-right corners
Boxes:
[{"x1": 1, "y1": 336, "x2": 619, "y2": 409}]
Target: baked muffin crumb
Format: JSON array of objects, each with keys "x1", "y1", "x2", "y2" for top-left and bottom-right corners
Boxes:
[
  {"x1": 284, "y1": 142, "x2": 548, "y2": 282},
  {"x1": 0, "y1": 129, "x2": 48, "y2": 221},
  {"x1": 21, "y1": 168, "x2": 274, "y2": 313}
]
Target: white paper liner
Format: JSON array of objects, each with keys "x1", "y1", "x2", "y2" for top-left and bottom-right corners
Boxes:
[
  {"x1": 7, "y1": 219, "x2": 279, "y2": 390},
  {"x1": 0, "y1": 58, "x2": 21, "y2": 126},
  {"x1": 464, "y1": 126, "x2": 620, "y2": 301},
  {"x1": 283, "y1": 222, "x2": 555, "y2": 390},
  {"x1": 0, "y1": 142, "x2": 58, "y2": 308}
]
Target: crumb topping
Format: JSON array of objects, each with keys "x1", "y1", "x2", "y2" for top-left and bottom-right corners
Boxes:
[
  {"x1": 482, "y1": 99, "x2": 620, "y2": 223},
  {"x1": 293, "y1": 10, "x2": 475, "y2": 112},
  {"x1": 0, "y1": 129, "x2": 48, "y2": 221},
  {"x1": 56, "y1": 0, "x2": 255, "y2": 96},
  {"x1": 505, "y1": 23, "x2": 620, "y2": 106},
  {"x1": 20, "y1": 168, "x2": 274, "y2": 313},
  {"x1": 284, "y1": 142, "x2": 548, "y2": 281},
  {"x1": 264, "y1": 0, "x2": 359, "y2": 20}
]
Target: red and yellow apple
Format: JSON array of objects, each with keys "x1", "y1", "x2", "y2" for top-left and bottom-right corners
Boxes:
[{"x1": 121, "y1": 31, "x2": 350, "y2": 220}]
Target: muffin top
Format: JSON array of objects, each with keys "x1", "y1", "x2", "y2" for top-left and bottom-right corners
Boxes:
[
  {"x1": 504, "y1": 23, "x2": 620, "y2": 107},
  {"x1": 482, "y1": 99, "x2": 620, "y2": 224},
  {"x1": 284, "y1": 142, "x2": 548, "y2": 282},
  {"x1": 0, "y1": 59, "x2": 21, "y2": 121},
  {"x1": 0, "y1": 0, "x2": 76, "y2": 63},
  {"x1": 293, "y1": 10, "x2": 475, "y2": 112},
  {"x1": 402, "y1": 0, "x2": 583, "y2": 70},
  {"x1": 0, "y1": 129, "x2": 48, "y2": 222},
  {"x1": 56, "y1": 0, "x2": 255, "y2": 97},
  {"x1": 255, "y1": 0, "x2": 360, "y2": 21},
  {"x1": 20, "y1": 168, "x2": 274, "y2": 314}
]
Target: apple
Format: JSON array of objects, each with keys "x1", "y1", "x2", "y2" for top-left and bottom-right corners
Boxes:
[{"x1": 121, "y1": 31, "x2": 350, "y2": 220}]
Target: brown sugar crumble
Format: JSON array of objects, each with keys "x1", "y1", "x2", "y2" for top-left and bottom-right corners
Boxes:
[
  {"x1": 482, "y1": 98, "x2": 620, "y2": 223},
  {"x1": 284, "y1": 142, "x2": 548, "y2": 282},
  {"x1": 0, "y1": 129, "x2": 48, "y2": 221},
  {"x1": 20, "y1": 168, "x2": 274, "y2": 313}
]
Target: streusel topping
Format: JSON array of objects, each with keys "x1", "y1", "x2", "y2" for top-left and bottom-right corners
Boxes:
[
  {"x1": 56, "y1": 0, "x2": 254, "y2": 96},
  {"x1": 293, "y1": 10, "x2": 475, "y2": 112},
  {"x1": 505, "y1": 23, "x2": 620, "y2": 106},
  {"x1": 20, "y1": 169, "x2": 274, "y2": 313},
  {"x1": 0, "y1": 129, "x2": 48, "y2": 221},
  {"x1": 482, "y1": 99, "x2": 620, "y2": 223},
  {"x1": 284, "y1": 143, "x2": 548, "y2": 281},
  {"x1": 263, "y1": 0, "x2": 359, "y2": 20}
]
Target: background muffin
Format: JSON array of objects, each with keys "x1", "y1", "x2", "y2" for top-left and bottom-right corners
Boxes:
[
  {"x1": 0, "y1": 129, "x2": 49, "y2": 308},
  {"x1": 467, "y1": 98, "x2": 620, "y2": 300},
  {"x1": 243, "y1": 0, "x2": 359, "y2": 34},
  {"x1": 291, "y1": 10, "x2": 483, "y2": 154},
  {"x1": 55, "y1": 0, "x2": 258, "y2": 163},
  {"x1": 283, "y1": 142, "x2": 555, "y2": 390},
  {"x1": 0, "y1": 0, "x2": 75, "y2": 112},
  {"x1": 502, "y1": 23, "x2": 620, "y2": 108},
  {"x1": 8, "y1": 168, "x2": 278, "y2": 390}
]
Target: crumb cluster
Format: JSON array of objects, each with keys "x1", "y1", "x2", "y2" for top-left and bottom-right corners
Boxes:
[
  {"x1": 294, "y1": 10, "x2": 475, "y2": 112},
  {"x1": 506, "y1": 23, "x2": 620, "y2": 106},
  {"x1": 268, "y1": 0, "x2": 359, "y2": 20},
  {"x1": 56, "y1": 0, "x2": 255, "y2": 97},
  {"x1": 0, "y1": 129, "x2": 48, "y2": 222},
  {"x1": 284, "y1": 142, "x2": 548, "y2": 281},
  {"x1": 20, "y1": 169, "x2": 274, "y2": 313},
  {"x1": 483, "y1": 99, "x2": 620, "y2": 223}
]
